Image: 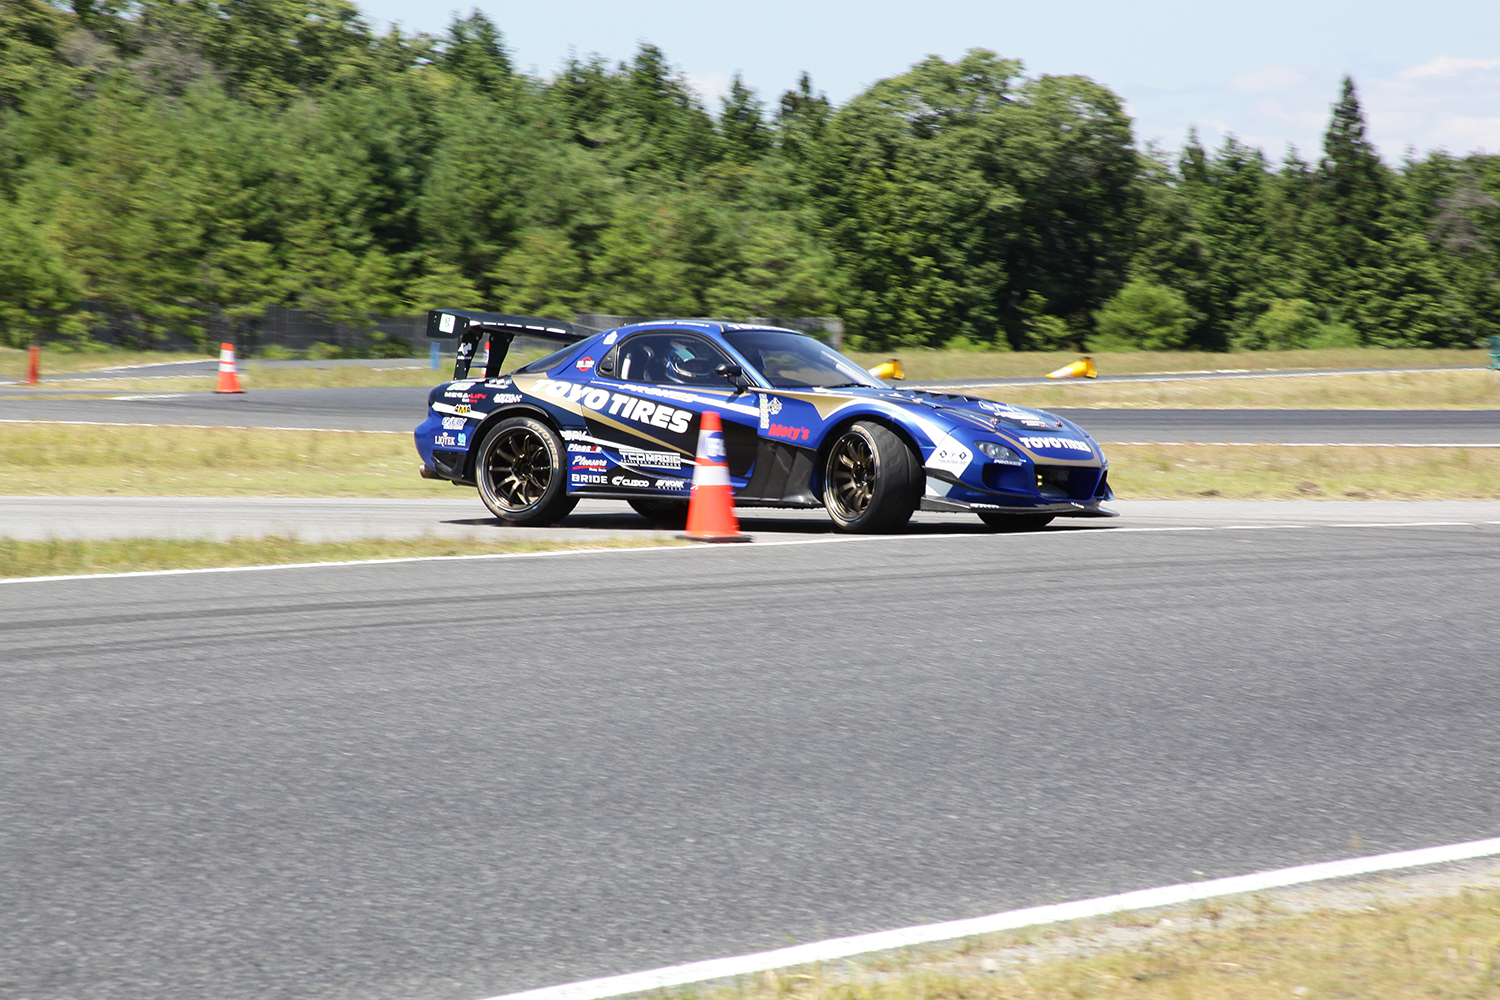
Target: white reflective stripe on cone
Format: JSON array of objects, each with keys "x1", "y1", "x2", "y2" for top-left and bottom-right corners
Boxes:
[{"x1": 691, "y1": 464, "x2": 731, "y2": 488}]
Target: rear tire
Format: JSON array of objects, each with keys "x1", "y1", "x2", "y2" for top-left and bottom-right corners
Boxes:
[
  {"x1": 475, "y1": 417, "x2": 578, "y2": 526},
  {"x1": 976, "y1": 512, "x2": 1055, "y2": 531},
  {"x1": 823, "y1": 421, "x2": 923, "y2": 533},
  {"x1": 628, "y1": 497, "x2": 689, "y2": 528}
]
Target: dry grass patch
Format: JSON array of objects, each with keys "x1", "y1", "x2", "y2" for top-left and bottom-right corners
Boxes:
[
  {"x1": 846, "y1": 347, "x2": 1488, "y2": 382},
  {"x1": 1108, "y1": 444, "x2": 1500, "y2": 499},
  {"x1": 0, "y1": 346, "x2": 210, "y2": 379},
  {"x1": 0, "y1": 534, "x2": 683, "y2": 579},
  {"x1": 0, "y1": 423, "x2": 443, "y2": 497},
  {"x1": 672, "y1": 885, "x2": 1500, "y2": 1000},
  {"x1": 975, "y1": 369, "x2": 1500, "y2": 410}
]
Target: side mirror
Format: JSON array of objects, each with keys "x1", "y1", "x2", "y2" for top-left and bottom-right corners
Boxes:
[{"x1": 716, "y1": 363, "x2": 749, "y2": 390}]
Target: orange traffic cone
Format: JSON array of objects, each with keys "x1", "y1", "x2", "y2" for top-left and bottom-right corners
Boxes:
[
  {"x1": 26, "y1": 345, "x2": 40, "y2": 386},
  {"x1": 1046, "y1": 356, "x2": 1097, "y2": 379},
  {"x1": 215, "y1": 342, "x2": 244, "y2": 394},
  {"x1": 679, "y1": 410, "x2": 751, "y2": 543}
]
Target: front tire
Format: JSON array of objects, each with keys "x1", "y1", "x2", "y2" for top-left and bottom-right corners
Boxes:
[
  {"x1": 823, "y1": 421, "x2": 923, "y2": 533},
  {"x1": 475, "y1": 417, "x2": 577, "y2": 526},
  {"x1": 977, "y1": 512, "x2": 1055, "y2": 531}
]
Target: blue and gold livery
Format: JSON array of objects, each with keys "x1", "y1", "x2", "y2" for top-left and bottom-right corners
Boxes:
[{"x1": 414, "y1": 310, "x2": 1116, "y2": 532}]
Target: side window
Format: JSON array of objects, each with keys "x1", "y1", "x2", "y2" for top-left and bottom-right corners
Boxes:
[{"x1": 603, "y1": 333, "x2": 731, "y2": 387}]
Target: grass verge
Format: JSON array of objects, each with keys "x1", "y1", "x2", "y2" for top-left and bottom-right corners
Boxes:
[
  {"x1": 0, "y1": 423, "x2": 440, "y2": 496},
  {"x1": 1108, "y1": 444, "x2": 1500, "y2": 499},
  {"x1": 0, "y1": 534, "x2": 684, "y2": 579},
  {"x1": 847, "y1": 346, "x2": 1489, "y2": 381},
  {"x1": 974, "y1": 369, "x2": 1500, "y2": 410},
  {"x1": 681, "y1": 883, "x2": 1500, "y2": 1000},
  {"x1": 4, "y1": 425, "x2": 1500, "y2": 499}
]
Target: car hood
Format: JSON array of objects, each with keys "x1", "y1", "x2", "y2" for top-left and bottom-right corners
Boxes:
[{"x1": 823, "y1": 385, "x2": 1090, "y2": 439}]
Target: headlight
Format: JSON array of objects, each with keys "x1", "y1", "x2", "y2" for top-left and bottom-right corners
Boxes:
[{"x1": 976, "y1": 440, "x2": 1024, "y2": 465}]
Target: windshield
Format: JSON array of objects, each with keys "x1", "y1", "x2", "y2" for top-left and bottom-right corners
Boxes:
[{"x1": 721, "y1": 330, "x2": 884, "y2": 389}]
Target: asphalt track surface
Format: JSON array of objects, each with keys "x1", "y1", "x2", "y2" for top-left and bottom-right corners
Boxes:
[
  {"x1": 3, "y1": 384, "x2": 1499, "y2": 443},
  {"x1": 5, "y1": 515, "x2": 1500, "y2": 1000}
]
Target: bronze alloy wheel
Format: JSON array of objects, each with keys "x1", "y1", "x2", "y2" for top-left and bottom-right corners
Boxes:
[
  {"x1": 827, "y1": 431, "x2": 876, "y2": 521},
  {"x1": 476, "y1": 416, "x2": 577, "y2": 525},
  {"x1": 822, "y1": 421, "x2": 922, "y2": 533},
  {"x1": 486, "y1": 426, "x2": 551, "y2": 508}
]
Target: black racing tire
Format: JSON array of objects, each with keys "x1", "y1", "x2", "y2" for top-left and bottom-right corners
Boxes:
[
  {"x1": 475, "y1": 416, "x2": 578, "y2": 526},
  {"x1": 823, "y1": 420, "x2": 923, "y2": 533},
  {"x1": 627, "y1": 497, "x2": 690, "y2": 528},
  {"x1": 976, "y1": 512, "x2": 1055, "y2": 531}
]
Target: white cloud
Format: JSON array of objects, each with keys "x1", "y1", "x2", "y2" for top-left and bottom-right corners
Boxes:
[
  {"x1": 1229, "y1": 65, "x2": 1305, "y2": 96},
  {"x1": 1365, "y1": 56, "x2": 1500, "y2": 154},
  {"x1": 1400, "y1": 56, "x2": 1500, "y2": 80}
]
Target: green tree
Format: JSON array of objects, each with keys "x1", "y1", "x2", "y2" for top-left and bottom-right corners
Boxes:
[
  {"x1": 719, "y1": 74, "x2": 770, "y2": 160},
  {"x1": 437, "y1": 10, "x2": 512, "y2": 97},
  {"x1": 488, "y1": 228, "x2": 586, "y2": 319},
  {"x1": 1090, "y1": 280, "x2": 1195, "y2": 350},
  {"x1": 0, "y1": 196, "x2": 81, "y2": 345}
]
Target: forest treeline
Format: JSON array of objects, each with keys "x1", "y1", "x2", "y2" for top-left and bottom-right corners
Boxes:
[{"x1": 2, "y1": 0, "x2": 1498, "y2": 351}]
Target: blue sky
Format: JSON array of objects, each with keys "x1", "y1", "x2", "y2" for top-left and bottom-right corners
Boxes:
[{"x1": 355, "y1": 0, "x2": 1500, "y2": 161}]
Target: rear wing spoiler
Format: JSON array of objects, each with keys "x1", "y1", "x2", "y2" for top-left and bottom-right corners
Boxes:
[{"x1": 426, "y1": 309, "x2": 587, "y2": 380}]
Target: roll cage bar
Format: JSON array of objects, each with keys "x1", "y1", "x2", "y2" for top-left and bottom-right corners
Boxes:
[{"x1": 425, "y1": 309, "x2": 587, "y2": 380}]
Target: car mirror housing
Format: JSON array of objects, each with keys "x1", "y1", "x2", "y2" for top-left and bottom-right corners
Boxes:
[{"x1": 716, "y1": 363, "x2": 749, "y2": 390}]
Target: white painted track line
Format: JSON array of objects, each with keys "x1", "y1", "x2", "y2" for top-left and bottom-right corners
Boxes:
[
  {"x1": 478, "y1": 836, "x2": 1500, "y2": 1000},
  {"x1": 3, "y1": 516, "x2": 1498, "y2": 586}
]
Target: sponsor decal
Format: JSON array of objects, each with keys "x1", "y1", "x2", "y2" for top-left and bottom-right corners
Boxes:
[
  {"x1": 758, "y1": 393, "x2": 782, "y2": 429},
  {"x1": 561, "y1": 429, "x2": 589, "y2": 440},
  {"x1": 576, "y1": 356, "x2": 595, "y2": 372},
  {"x1": 926, "y1": 433, "x2": 974, "y2": 476},
  {"x1": 434, "y1": 432, "x2": 463, "y2": 447},
  {"x1": 629, "y1": 385, "x2": 698, "y2": 404},
  {"x1": 768, "y1": 423, "x2": 810, "y2": 442},
  {"x1": 450, "y1": 381, "x2": 476, "y2": 391},
  {"x1": 454, "y1": 405, "x2": 471, "y2": 415},
  {"x1": 656, "y1": 477, "x2": 690, "y2": 491},
  {"x1": 570, "y1": 473, "x2": 607, "y2": 484},
  {"x1": 532, "y1": 379, "x2": 693, "y2": 434},
  {"x1": 441, "y1": 416, "x2": 466, "y2": 430},
  {"x1": 979, "y1": 400, "x2": 1050, "y2": 427},
  {"x1": 610, "y1": 474, "x2": 651, "y2": 488},
  {"x1": 620, "y1": 448, "x2": 682, "y2": 469},
  {"x1": 1018, "y1": 435, "x2": 1092, "y2": 453},
  {"x1": 459, "y1": 432, "x2": 467, "y2": 446},
  {"x1": 486, "y1": 377, "x2": 513, "y2": 389},
  {"x1": 439, "y1": 313, "x2": 456, "y2": 334},
  {"x1": 492, "y1": 393, "x2": 522, "y2": 404},
  {"x1": 568, "y1": 443, "x2": 602, "y2": 453},
  {"x1": 602, "y1": 331, "x2": 618, "y2": 345},
  {"x1": 571, "y1": 456, "x2": 608, "y2": 469}
]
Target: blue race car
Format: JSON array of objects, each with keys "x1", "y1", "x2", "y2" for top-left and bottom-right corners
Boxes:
[{"x1": 414, "y1": 310, "x2": 1116, "y2": 533}]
